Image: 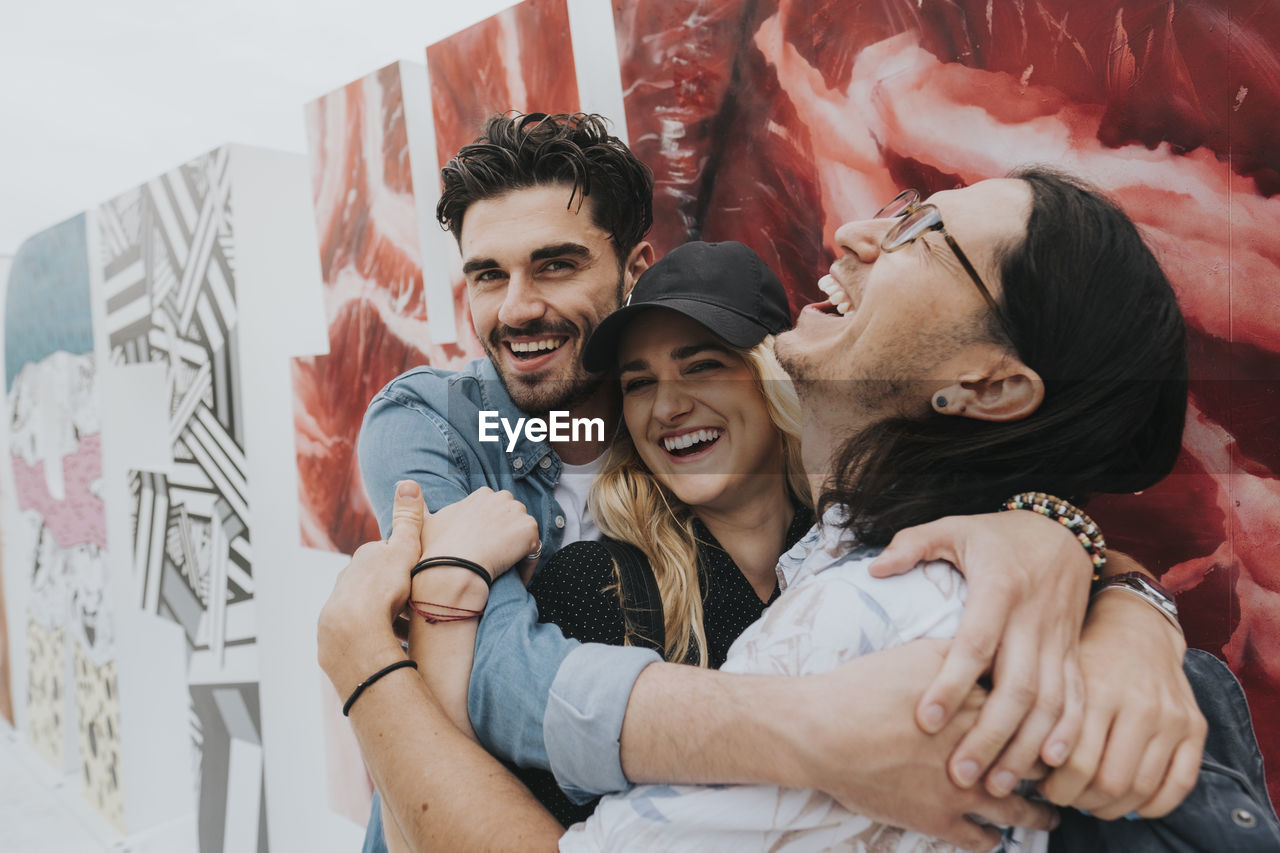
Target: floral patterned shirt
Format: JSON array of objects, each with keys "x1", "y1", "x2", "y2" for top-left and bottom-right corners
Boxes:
[{"x1": 560, "y1": 510, "x2": 1049, "y2": 853}]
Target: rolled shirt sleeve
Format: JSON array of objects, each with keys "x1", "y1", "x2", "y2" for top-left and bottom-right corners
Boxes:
[{"x1": 545, "y1": 643, "x2": 661, "y2": 801}]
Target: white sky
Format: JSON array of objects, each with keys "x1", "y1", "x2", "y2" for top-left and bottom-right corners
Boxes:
[{"x1": 0, "y1": 0, "x2": 520, "y2": 257}]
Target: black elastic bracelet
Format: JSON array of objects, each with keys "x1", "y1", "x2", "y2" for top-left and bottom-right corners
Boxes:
[
  {"x1": 409, "y1": 556, "x2": 493, "y2": 588},
  {"x1": 342, "y1": 659, "x2": 417, "y2": 717}
]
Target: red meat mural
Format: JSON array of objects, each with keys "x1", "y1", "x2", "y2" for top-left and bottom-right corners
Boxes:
[
  {"x1": 427, "y1": 0, "x2": 580, "y2": 170},
  {"x1": 293, "y1": 62, "x2": 482, "y2": 557},
  {"x1": 614, "y1": 0, "x2": 1280, "y2": 807},
  {"x1": 294, "y1": 1, "x2": 582, "y2": 558}
]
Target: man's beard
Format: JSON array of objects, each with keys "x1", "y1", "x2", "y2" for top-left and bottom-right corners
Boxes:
[
  {"x1": 483, "y1": 318, "x2": 606, "y2": 416},
  {"x1": 773, "y1": 329, "x2": 811, "y2": 387}
]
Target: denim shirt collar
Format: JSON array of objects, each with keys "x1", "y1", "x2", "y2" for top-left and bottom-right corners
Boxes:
[{"x1": 474, "y1": 358, "x2": 559, "y2": 481}]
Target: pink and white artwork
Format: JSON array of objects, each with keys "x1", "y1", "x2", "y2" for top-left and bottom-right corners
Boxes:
[{"x1": 5, "y1": 213, "x2": 125, "y2": 828}]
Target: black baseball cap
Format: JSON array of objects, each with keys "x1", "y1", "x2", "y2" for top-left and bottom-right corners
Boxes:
[{"x1": 582, "y1": 240, "x2": 792, "y2": 373}]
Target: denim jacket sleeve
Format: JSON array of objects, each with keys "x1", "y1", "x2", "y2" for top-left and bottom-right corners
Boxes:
[{"x1": 357, "y1": 369, "x2": 658, "y2": 800}]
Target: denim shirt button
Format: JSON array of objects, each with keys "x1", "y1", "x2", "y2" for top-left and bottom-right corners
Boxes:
[
  {"x1": 512, "y1": 457, "x2": 524, "y2": 470},
  {"x1": 554, "y1": 515, "x2": 565, "y2": 529},
  {"x1": 539, "y1": 456, "x2": 552, "y2": 469},
  {"x1": 1231, "y1": 808, "x2": 1257, "y2": 829}
]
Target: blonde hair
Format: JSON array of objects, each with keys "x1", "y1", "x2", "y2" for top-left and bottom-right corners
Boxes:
[{"x1": 587, "y1": 336, "x2": 810, "y2": 666}]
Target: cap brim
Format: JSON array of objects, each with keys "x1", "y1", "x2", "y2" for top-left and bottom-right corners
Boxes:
[{"x1": 582, "y1": 299, "x2": 771, "y2": 373}]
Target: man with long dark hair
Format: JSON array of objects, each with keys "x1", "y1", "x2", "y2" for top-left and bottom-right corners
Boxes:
[
  {"x1": 353, "y1": 114, "x2": 1206, "y2": 851},
  {"x1": 551, "y1": 170, "x2": 1272, "y2": 850}
]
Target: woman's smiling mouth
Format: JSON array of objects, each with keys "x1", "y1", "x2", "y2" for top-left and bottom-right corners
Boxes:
[{"x1": 660, "y1": 428, "x2": 723, "y2": 458}]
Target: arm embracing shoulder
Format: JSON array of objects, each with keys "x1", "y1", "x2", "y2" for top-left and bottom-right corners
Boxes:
[{"x1": 359, "y1": 380, "x2": 471, "y2": 533}]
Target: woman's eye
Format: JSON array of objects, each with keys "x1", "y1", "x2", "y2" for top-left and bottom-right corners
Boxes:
[
  {"x1": 622, "y1": 377, "x2": 653, "y2": 394},
  {"x1": 686, "y1": 360, "x2": 724, "y2": 375}
]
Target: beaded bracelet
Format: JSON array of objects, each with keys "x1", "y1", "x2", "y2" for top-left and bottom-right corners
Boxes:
[{"x1": 1000, "y1": 491, "x2": 1107, "y2": 579}]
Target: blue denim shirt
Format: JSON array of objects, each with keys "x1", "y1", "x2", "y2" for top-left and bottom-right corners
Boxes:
[{"x1": 358, "y1": 359, "x2": 660, "y2": 794}]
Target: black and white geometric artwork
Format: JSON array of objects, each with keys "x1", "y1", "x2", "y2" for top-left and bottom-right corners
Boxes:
[{"x1": 97, "y1": 146, "x2": 266, "y2": 853}]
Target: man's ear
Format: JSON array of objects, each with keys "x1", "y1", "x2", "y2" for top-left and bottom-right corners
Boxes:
[
  {"x1": 931, "y1": 350, "x2": 1044, "y2": 423},
  {"x1": 622, "y1": 241, "x2": 655, "y2": 297}
]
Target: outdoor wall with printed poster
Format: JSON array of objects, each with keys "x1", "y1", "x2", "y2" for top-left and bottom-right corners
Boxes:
[
  {"x1": 608, "y1": 0, "x2": 1280, "y2": 808},
  {"x1": 293, "y1": 0, "x2": 1280, "y2": 815},
  {"x1": 0, "y1": 1, "x2": 1275, "y2": 846}
]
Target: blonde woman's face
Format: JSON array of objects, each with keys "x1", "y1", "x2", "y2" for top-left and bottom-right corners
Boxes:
[{"x1": 617, "y1": 309, "x2": 785, "y2": 513}]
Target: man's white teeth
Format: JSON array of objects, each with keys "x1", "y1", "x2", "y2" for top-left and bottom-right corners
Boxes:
[
  {"x1": 818, "y1": 275, "x2": 851, "y2": 315},
  {"x1": 663, "y1": 429, "x2": 721, "y2": 452},
  {"x1": 510, "y1": 338, "x2": 565, "y2": 353}
]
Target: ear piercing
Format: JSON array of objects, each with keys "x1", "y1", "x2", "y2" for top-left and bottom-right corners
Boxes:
[{"x1": 935, "y1": 396, "x2": 948, "y2": 409}]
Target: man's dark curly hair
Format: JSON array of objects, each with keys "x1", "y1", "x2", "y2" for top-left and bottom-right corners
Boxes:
[{"x1": 436, "y1": 113, "x2": 654, "y2": 259}]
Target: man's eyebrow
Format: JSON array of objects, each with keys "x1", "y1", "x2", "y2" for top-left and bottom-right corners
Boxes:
[
  {"x1": 461, "y1": 257, "x2": 500, "y2": 275},
  {"x1": 619, "y1": 341, "x2": 732, "y2": 373},
  {"x1": 530, "y1": 243, "x2": 592, "y2": 263}
]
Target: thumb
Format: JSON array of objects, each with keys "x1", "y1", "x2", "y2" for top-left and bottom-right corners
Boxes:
[
  {"x1": 868, "y1": 518, "x2": 956, "y2": 577},
  {"x1": 388, "y1": 480, "x2": 425, "y2": 557}
]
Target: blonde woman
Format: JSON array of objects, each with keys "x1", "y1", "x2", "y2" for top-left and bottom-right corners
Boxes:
[{"x1": 506, "y1": 241, "x2": 810, "y2": 822}]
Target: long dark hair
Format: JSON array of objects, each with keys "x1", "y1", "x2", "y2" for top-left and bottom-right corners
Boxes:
[
  {"x1": 436, "y1": 112, "x2": 654, "y2": 259},
  {"x1": 819, "y1": 168, "x2": 1189, "y2": 545}
]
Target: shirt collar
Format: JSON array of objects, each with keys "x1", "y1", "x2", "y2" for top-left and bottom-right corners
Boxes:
[{"x1": 776, "y1": 505, "x2": 846, "y2": 592}]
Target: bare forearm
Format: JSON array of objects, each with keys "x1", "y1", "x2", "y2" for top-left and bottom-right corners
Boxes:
[
  {"x1": 407, "y1": 568, "x2": 489, "y2": 739},
  {"x1": 618, "y1": 643, "x2": 1053, "y2": 847},
  {"x1": 343, "y1": 644, "x2": 562, "y2": 852},
  {"x1": 619, "y1": 661, "x2": 819, "y2": 789}
]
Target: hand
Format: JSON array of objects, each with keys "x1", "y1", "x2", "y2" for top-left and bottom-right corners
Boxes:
[
  {"x1": 1040, "y1": 586, "x2": 1205, "y2": 818},
  {"x1": 795, "y1": 640, "x2": 1060, "y2": 851},
  {"x1": 419, "y1": 487, "x2": 540, "y2": 581},
  {"x1": 317, "y1": 480, "x2": 426, "y2": 694},
  {"x1": 870, "y1": 511, "x2": 1090, "y2": 794}
]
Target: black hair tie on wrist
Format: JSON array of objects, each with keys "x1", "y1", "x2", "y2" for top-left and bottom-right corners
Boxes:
[
  {"x1": 342, "y1": 659, "x2": 417, "y2": 717},
  {"x1": 409, "y1": 556, "x2": 493, "y2": 588}
]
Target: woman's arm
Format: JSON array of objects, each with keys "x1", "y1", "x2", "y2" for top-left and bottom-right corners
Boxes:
[
  {"x1": 406, "y1": 567, "x2": 492, "y2": 738},
  {"x1": 383, "y1": 565, "x2": 494, "y2": 853}
]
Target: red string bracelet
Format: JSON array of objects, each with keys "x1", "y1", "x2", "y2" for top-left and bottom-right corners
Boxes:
[{"x1": 409, "y1": 599, "x2": 483, "y2": 624}]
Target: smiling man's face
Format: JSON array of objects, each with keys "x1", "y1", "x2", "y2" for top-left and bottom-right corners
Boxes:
[
  {"x1": 775, "y1": 178, "x2": 1031, "y2": 420},
  {"x1": 460, "y1": 183, "x2": 649, "y2": 414}
]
